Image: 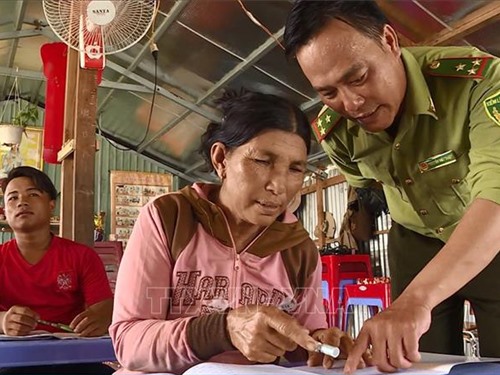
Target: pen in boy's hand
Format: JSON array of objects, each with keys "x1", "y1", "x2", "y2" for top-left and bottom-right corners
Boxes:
[
  {"x1": 37, "y1": 319, "x2": 74, "y2": 333},
  {"x1": 315, "y1": 343, "x2": 340, "y2": 358}
]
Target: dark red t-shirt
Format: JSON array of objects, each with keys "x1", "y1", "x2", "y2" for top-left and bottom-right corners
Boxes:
[{"x1": 0, "y1": 236, "x2": 113, "y2": 332}]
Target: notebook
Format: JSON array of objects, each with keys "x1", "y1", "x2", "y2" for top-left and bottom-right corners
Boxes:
[
  {"x1": 182, "y1": 353, "x2": 486, "y2": 375},
  {"x1": 0, "y1": 330, "x2": 110, "y2": 341}
]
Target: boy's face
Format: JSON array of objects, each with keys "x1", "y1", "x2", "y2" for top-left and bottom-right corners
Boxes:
[{"x1": 4, "y1": 177, "x2": 55, "y2": 233}]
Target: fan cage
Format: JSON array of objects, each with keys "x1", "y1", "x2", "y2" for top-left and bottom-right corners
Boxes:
[{"x1": 42, "y1": 0, "x2": 157, "y2": 55}]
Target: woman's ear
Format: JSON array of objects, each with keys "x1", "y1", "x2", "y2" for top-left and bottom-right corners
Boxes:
[{"x1": 210, "y1": 142, "x2": 227, "y2": 180}]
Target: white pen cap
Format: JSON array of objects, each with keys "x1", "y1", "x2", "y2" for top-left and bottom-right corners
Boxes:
[{"x1": 317, "y1": 343, "x2": 340, "y2": 358}]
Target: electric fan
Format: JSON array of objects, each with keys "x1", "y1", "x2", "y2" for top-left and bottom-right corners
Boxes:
[{"x1": 42, "y1": 0, "x2": 157, "y2": 69}]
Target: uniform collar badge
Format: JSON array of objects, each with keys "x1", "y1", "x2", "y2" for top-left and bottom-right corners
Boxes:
[{"x1": 311, "y1": 106, "x2": 342, "y2": 142}]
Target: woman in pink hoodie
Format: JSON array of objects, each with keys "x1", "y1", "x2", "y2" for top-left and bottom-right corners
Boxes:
[{"x1": 110, "y1": 89, "x2": 369, "y2": 374}]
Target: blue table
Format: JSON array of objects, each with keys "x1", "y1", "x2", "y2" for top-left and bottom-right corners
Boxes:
[{"x1": 0, "y1": 338, "x2": 116, "y2": 368}]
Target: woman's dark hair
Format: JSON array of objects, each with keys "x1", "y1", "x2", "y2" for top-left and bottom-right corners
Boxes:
[
  {"x1": 2, "y1": 166, "x2": 58, "y2": 201},
  {"x1": 200, "y1": 89, "x2": 311, "y2": 173},
  {"x1": 284, "y1": 0, "x2": 389, "y2": 59}
]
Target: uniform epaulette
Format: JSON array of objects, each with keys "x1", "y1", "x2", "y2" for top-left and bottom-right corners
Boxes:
[
  {"x1": 426, "y1": 56, "x2": 493, "y2": 79},
  {"x1": 311, "y1": 105, "x2": 343, "y2": 142}
]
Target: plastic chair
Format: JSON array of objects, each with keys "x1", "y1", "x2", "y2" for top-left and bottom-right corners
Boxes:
[
  {"x1": 321, "y1": 254, "x2": 373, "y2": 327},
  {"x1": 93, "y1": 241, "x2": 124, "y2": 292},
  {"x1": 341, "y1": 281, "x2": 391, "y2": 331}
]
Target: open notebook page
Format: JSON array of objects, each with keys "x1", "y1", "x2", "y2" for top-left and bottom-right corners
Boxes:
[
  {"x1": 0, "y1": 330, "x2": 110, "y2": 340},
  {"x1": 183, "y1": 354, "x2": 480, "y2": 375}
]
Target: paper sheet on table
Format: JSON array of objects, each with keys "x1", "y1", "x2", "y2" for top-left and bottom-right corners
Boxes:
[
  {"x1": 0, "y1": 330, "x2": 110, "y2": 341},
  {"x1": 183, "y1": 354, "x2": 483, "y2": 375}
]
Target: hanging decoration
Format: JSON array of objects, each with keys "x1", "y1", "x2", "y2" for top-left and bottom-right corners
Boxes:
[{"x1": 41, "y1": 42, "x2": 67, "y2": 164}]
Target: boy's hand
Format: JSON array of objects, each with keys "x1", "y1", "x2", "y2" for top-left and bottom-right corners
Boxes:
[
  {"x1": 1, "y1": 305, "x2": 39, "y2": 336},
  {"x1": 70, "y1": 299, "x2": 112, "y2": 337}
]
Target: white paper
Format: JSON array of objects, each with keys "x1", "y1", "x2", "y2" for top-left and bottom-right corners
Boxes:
[{"x1": 183, "y1": 353, "x2": 484, "y2": 375}]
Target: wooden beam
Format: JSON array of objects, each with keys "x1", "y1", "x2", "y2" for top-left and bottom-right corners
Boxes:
[
  {"x1": 422, "y1": 2, "x2": 500, "y2": 46},
  {"x1": 57, "y1": 139, "x2": 75, "y2": 162},
  {"x1": 60, "y1": 48, "x2": 78, "y2": 240},
  {"x1": 60, "y1": 46, "x2": 98, "y2": 247},
  {"x1": 72, "y1": 67, "x2": 97, "y2": 247}
]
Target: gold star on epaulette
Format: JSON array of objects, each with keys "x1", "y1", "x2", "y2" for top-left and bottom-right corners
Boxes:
[
  {"x1": 317, "y1": 118, "x2": 326, "y2": 135},
  {"x1": 427, "y1": 56, "x2": 493, "y2": 79}
]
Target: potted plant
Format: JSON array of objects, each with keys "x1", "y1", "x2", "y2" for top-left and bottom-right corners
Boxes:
[{"x1": 0, "y1": 104, "x2": 39, "y2": 146}]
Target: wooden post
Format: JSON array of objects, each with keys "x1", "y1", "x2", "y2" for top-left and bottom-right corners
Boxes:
[
  {"x1": 60, "y1": 48, "x2": 97, "y2": 247},
  {"x1": 72, "y1": 67, "x2": 97, "y2": 246},
  {"x1": 60, "y1": 48, "x2": 78, "y2": 240}
]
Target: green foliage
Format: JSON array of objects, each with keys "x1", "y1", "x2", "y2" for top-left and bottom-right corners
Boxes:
[{"x1": 11, "y1": 104, "x2": 39, "y2": 128}]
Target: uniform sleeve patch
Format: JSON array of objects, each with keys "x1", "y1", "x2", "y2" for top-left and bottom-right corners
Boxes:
[{"x1": 484, "y1": 90, "x2": 500, "y2": 126}]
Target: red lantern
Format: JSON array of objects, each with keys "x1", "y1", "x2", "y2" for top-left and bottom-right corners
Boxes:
[
  {"x1": 41, "y1": 42, "x2": 68, "y2": 164},
  {"x1": 41, "y1": 43, "x2": 104, "y2": 164}
]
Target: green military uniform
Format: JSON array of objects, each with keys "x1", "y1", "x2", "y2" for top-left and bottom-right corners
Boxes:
[{"x1": 314, "y1": 46, "x2": 500, "y2": 356}]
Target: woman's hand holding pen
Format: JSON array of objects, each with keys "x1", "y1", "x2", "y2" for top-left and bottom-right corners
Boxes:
[
  {"x1": 0, "y1": 305, "x2": 39, "y2": 336},
  {"x1": 308, "y1": 327, "x2": 372, "y2": 370},
  {"x1": 226, "y1": 305, "x2": 319, "y2": 363}
]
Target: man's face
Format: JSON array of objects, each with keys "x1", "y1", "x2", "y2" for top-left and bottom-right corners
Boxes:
[
  {"x1": 4, "y1": 176, "x2": 54, "y2": 232},
  {"x1": 296, "y1": 20, "x2": 407, "y2": 133}
]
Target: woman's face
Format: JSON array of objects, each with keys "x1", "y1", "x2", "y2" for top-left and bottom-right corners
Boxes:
[{"x1": 214, "y1": 129, "x2": 308, "y2": 227}]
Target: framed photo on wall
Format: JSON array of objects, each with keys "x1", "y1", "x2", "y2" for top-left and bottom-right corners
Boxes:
[
  {"x1": 109, "y1": 170, "x2": 172, "y2": 248},
  {"x1": 0, "y1": 127, "x2": 43, "y2": 177}
]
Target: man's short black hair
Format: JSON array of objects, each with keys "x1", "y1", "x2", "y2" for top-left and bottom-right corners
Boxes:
[
  {"x1": 2, "y1": 166, "x2": 57, "y2": 201},
  {"x1": 284, "y1": 0, "x2": 389, "y2": 59}
]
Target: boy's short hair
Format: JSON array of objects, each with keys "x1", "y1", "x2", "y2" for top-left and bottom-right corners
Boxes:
[{"x1": 2, "y1": 166, "x2": 58, "y2": 201}]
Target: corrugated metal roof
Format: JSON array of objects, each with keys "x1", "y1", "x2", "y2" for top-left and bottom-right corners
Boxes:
[{"x1": 0, "y1": 0, "x2": 499, "y2": 180}]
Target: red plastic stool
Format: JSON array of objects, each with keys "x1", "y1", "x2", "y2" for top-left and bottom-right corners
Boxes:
[
  {"x1": 321, "y1": 254, "x2": 373, "y2": 327},
  {"x1": 341, "y1": 280, "x2": 391, "y2": 331}
]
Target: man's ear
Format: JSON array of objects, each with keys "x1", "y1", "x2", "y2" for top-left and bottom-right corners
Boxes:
[
  {"x1": 210, "y1": 142, "x2": 228, "y2": 180},
  {"x1": 382, "y1": 24, "x2": 401, "y2": 57},
  {"x1": 49, "y1": 200, "x2": 56, "y2": 212}
]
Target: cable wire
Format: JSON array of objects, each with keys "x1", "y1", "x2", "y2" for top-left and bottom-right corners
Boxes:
[{"x1": 236, "y1": 0, "x2": 285, "y2": 50}]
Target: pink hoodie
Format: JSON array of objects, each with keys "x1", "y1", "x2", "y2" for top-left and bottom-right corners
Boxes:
[{"x1": 110, "y1": 183, "x2": 327, "y2": 374}]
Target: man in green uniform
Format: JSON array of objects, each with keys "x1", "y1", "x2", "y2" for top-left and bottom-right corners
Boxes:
[{"x1": 284, "y1": 1, "x2": 500, "y2": 373}]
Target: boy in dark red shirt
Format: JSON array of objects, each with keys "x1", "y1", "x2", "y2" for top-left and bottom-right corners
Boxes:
[{"x1": 0, "y1": 166, "x2": 113, "y2": 374}]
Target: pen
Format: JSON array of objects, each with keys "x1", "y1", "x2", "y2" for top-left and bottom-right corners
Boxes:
[
  {"x1": 315, "y1": 343, "x2": 340, "y2": 358},
  {"x1": 37, "y1": 319, "x2": 74, "y2": 333}
]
